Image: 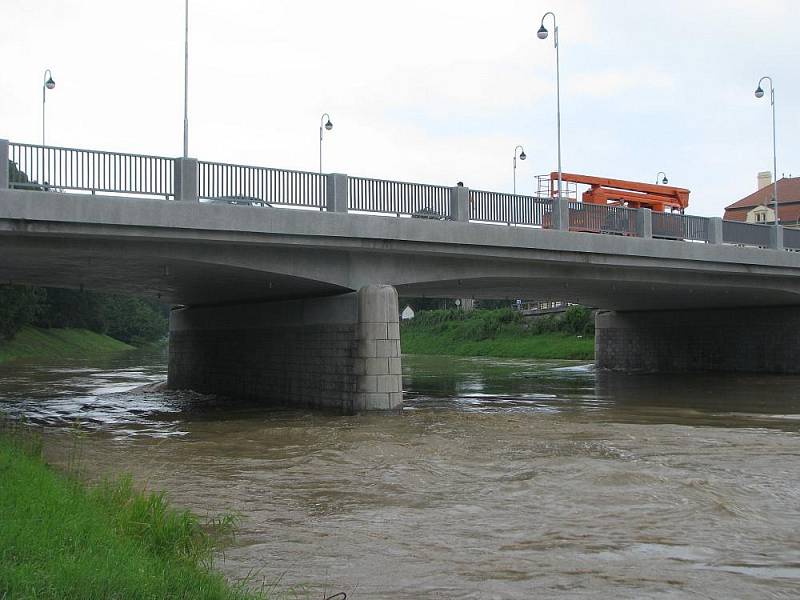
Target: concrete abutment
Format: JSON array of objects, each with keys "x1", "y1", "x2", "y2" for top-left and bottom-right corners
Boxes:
[
  {"x1": 168, "y1": 285, "x2": 402, "y2": 412},
  {"x1": 595, "y1": 306, "x2": 800, "y2": 374}
]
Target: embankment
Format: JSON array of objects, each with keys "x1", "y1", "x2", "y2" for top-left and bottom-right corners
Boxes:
[
  {"x1": 0, "y1": 426, "x2": 265, "y2": 599},
  {"x1": 0, "y1": 326, "x2": 134, "y2": 364},
  {"x1": 400, "y1": 307, "x2": 595, "y2": 360}
]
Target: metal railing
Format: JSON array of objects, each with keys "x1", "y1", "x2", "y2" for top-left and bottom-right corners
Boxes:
[
  {"x1": 722, "y1": 221, "x2": 771, "y2": 248},
  {"x1": 197, "y1": 161, "x2": 326, "y2": 209},
  {"x1": 348, "y1": 176, "x2": 451, "y2": 218},
  {"x1": 652, "y1": 212, "x2": 709, "y2": 242},
  {"x1": 8, "y1": 142, "x2": 173, "y2": 198},
  {"x1": 784, "y1": 228, "x2": 800, "y2": 251},
  {"x1": 469, "y1": 190, "x2": 551, "y2": 226},
  {"x1": 567, "y1": 202, "x2": 640, "y2": 236},
  {"x1": 5, "y1": 140, "x2": 800, "y2": 256}
]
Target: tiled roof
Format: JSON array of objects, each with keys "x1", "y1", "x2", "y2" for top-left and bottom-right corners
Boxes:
[{"x1": 725, "y1": 177, "x2": 800, "y2": 210}]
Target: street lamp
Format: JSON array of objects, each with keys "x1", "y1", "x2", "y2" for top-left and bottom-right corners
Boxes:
[
  {"x1": 183, "y1": 0, "x2": 189, "y2": 158},
  {"x1": 754, "y1": 76, "x2": 779, "y2": 230},
  {"x1": 42, "y1": 69, "x2": 55, "y2": 147},
  {"x1": 656, "y1": 171, "x2": 668, "y2": 185},
  {"x1": 319, "y1": 113, "x2": 333, "y2": 174},
  {"x1": 513, "y1": 145, "x2": 526, "y2": 196},
  {"x1": 537, "y1": 11, "x2": 562, "y2": 201}
]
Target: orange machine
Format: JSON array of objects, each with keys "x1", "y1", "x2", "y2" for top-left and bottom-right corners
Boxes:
[{"x1": 545, "y1": 172, "x2": 690, "y2": 212}]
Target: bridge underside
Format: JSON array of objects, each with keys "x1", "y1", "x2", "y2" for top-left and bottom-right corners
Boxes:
[{"x1": 4, "y1": 190, "x2": 800, "y2": 406}]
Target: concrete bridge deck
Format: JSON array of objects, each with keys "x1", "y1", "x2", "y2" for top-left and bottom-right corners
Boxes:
[{"x1": 4, "y1": 139, "x2": 800, "y2": 412}]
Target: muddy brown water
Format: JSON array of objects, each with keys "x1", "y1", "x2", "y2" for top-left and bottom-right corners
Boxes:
[{"x1": 2, "y1": 348, "x2": 800, "y2": 599}]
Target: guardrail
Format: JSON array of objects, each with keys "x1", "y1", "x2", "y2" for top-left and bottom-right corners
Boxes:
[
  {"x1": 197, "y1": 161, "x2": 326, "y2": 209},
  {"x1": 652, "y1": 212, "x2": 709, "y2": 242},
  {"x1": 568, "y1": 202, "x2": 640, "y2": 236},
  {"x1": 784, "y1": 228, "x2": 800, "y2": 251},
  {"x1": 469, "y1": 190, "x2": 551, "y2": 226},
  {"x1": 722, "y1": 220, "x2": 771, "y2": 248},
  {"x1": 4, "y1": 139, "x2": 800, "y2": 255},
  {"x1": 348, "y1": 176, "x2": 450, "y2": 218},
  {"x1": 8, "y1": 142, "x2": 174, "y2": 198}
]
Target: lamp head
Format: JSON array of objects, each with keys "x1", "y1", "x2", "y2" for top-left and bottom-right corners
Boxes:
[
  {"x1": 661, "y1": 176, "x2": 668, "y2": 185},
  {"x1": 519, "y1": 151, "x2": 526, "y2": 161},
  {"x1": 537, "y1": 24, "x2": 549, "y2": 39},
  {"x1": 754, "y1": 86, "x2": 764, "y2": 99},
  {"x1": 45, "y1": 77, "x2": 55, "y2": 90},
  {"x1": 324, "y1": 119, "x2": 333, "y2": 131}
]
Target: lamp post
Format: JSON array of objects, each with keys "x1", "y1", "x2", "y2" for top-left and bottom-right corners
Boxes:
[
  {"x1": 183, "y1": 0, "x2": 189, "y2": 158},
  {"x1": 755, "y1": 76, "x2": 779, "y2": 230},
  {"x1": 513, "y1": 145, "x2": 527, "y2": 196},
  {"x1": 656, "y1": 171, "x2": 668, "y2": 185},
  {"x1": 319, "y1": 113, "x2": 333, "y2": 174},
  {"x1": 42, "y1": 69, "x2": 55, "y2": 147},
  {"x1": 537, "y1": 11, "x2": 562, "y2": 201}
]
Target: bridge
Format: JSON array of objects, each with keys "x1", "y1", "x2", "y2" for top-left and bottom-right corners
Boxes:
[{"x1": 3, "y1": 139, "x2": 800, "y2": 412}]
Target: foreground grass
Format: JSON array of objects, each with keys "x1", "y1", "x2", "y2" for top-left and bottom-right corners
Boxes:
[
  {"x1": 0, "y1": 326, "x2": 133, "y2": 364},
  {"x1": 0, "y1": 428, "x2": 264, "y2": 599},
  {"x1": 401, "y1": 329, "x2": 594, "y2": 360}
]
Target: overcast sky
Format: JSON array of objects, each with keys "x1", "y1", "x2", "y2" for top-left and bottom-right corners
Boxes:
[{"x1": 2, "y1": 0, "x2": 798, "y2": 216}]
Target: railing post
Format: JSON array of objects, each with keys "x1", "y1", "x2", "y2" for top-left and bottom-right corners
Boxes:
[
  {"x1": 174, "y1": 157, "x2": 198, "y2": 201},
  {"x1": 551, "y1": 196, "x2": 570, "y2": 231},
  {"x1": 636, "y1": 208, "x2": 652, "y2": 239},
  {"x1": 0, "y1": 139, "x2": 9, "y2": 190},
  {"x1": 770, "y1": 225, "x2": 784, "y2": 251},
  {"x1": 707, "y1": 217, "x2": 723, "y2": 244},
  {"x1": 326, "y1": 173, "x2": 348, "y2": 213},
  {"x1": 450, "y1": 184, "x2": 470, "y2": 222}
]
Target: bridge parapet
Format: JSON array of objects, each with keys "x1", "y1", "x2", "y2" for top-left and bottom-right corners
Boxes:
[{"x1": 4, "y1": 138, "x2": 798, "y2": 253}]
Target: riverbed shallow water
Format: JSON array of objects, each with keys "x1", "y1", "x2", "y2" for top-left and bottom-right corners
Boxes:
[{"x1": 2, "y1": 348, "x2": 800, "y2": 599}]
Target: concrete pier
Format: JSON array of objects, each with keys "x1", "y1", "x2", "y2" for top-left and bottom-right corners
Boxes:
[
  {"x1": 168, "y1": 285, "x2": 402, "y2": 412},
  {"x1": 595, "y1": 306, "x2": 800, "y2": 374}
]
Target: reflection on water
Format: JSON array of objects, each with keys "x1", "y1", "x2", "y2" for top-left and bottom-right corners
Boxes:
[{"x1": 2, "y1": 350, "x2": 800, "y2": 598}]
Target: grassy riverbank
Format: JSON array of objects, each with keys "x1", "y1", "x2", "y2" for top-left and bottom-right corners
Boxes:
[
  {"x1": 401, "y1": 307, "x2": 595, "y2": 360},
  {"x1": 0, "y1": 426, "x2": 264, "y2": 599},
  {"x1": 0, "y1": 326, "x2": 134, "y2": 364}
]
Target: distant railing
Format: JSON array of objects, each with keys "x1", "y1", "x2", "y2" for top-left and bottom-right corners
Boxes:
[
  {"x1": 197, "y1": 161, "x2": 326, "y2": 209},
  {"x1": 8, "y1": 142, "x2": 173, "y2": 198},
  {"x1": 784, "y1": 228, "x2": 800, "y2": 251},
  {"x1": 722, "y1": 221, "x2": 771, "y2": 248},
  {"x1": 568, "y1": 202, "x2": 640, "y2": 236},
  {"x1": 652, "y1": 212, "x2": 709, "y2": 242},
  {"x1": 348, "y1": 176, "x2": 451, "y2": 218},
  {"x1": 469, "y1": 190, "x2": 551, "y2": 226}
]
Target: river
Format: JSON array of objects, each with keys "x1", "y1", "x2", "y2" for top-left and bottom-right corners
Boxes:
[{"x1": 1, "y1": 349, "x2": 800, "y2": 599}]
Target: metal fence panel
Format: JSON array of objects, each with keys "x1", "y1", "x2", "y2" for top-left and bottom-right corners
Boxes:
[
  {"x1": 652, "y1": 212, "x2": 709, "y2": 241},
  {"x1": 348, "y1": 176, "x2": 450, "y2": 218},
  {"x1": 784, "y1": 228, "x2": 800, "y2": 250},
  {"x1": 469, "y1": 191, "x2": 551, "y2": 225},
  {"x1": 197, "y1": 161, "x2": 326, "y2": 208},
  {"x1": 8, "y1": 142, "x2": 173, "y2": 198},
  {"x1": 567, "y1": 202, "x2": 640, "y2": 236},
  {"x1": 722, "y1": 220, "x2": 771, "y2": 247}
]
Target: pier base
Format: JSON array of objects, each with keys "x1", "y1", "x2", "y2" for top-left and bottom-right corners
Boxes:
[
  {"x1": 595, "y1": 306, "x2": 800, "y2": 374},
  {"x1": 168, "y1": 285, "x2": 402, "y2": 412}
]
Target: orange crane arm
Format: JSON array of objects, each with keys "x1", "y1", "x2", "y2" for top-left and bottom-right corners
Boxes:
[{"x1": 550, "y1": 171, "x2": 690, "y2": 211}]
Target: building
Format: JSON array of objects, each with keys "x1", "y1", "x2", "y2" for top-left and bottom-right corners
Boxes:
[
  {"x1": 401, "y1": 305, "x2": 415, "y2": 320},
  {"x1": 724, "y1": 171, "x2": 800, "y2": 227}
]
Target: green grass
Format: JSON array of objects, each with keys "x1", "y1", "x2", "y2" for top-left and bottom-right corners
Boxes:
[
  {"x1": 0, "y1": 425, "x2": 268, "y2": 599},
  {"x1": 401, "y1": 329, "x2": 594, "y2": 359},
  {"x1": 400, "y1": 307, "x2": 595, "y2": 360},
  {"x1": 0, "y1": 326, "x2": 133, "y2": 364}
]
